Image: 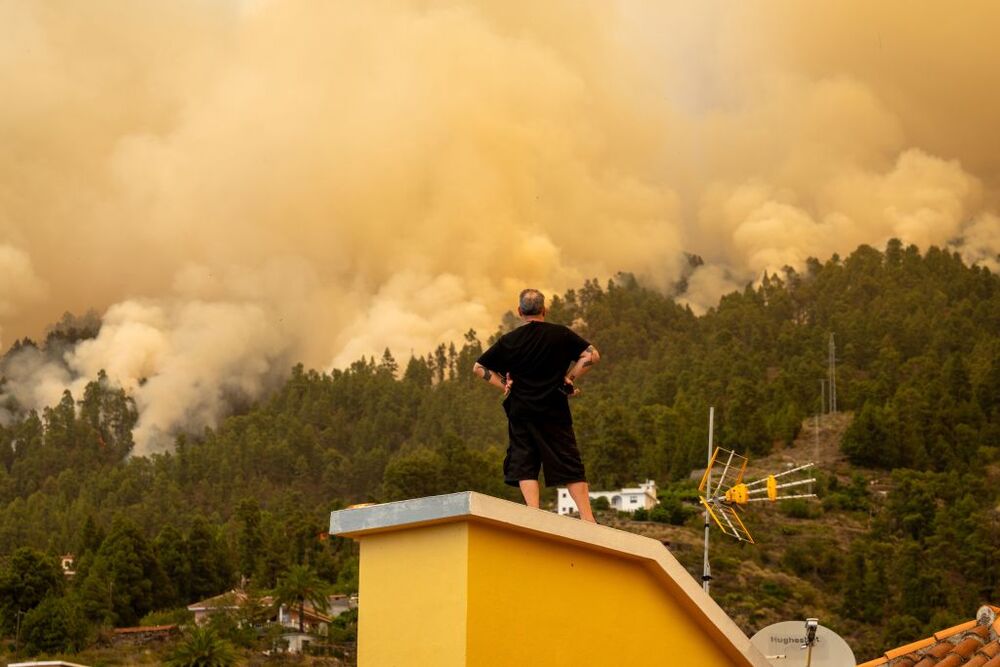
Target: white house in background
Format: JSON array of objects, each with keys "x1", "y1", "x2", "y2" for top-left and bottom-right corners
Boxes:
[
  {"x1": 556, "y1": 480, "x2": 659, "y2": 516},
  {"x1": 188, "y1": 590, "x2": 356, "y2": 653}
]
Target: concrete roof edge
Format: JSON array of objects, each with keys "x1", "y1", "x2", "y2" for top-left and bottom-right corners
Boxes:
[
  {"x1": 329, "y1": 491, "x2": 474, "y2": 536},
  {"x1": 331, "y1": 492, "x2": 770, "y2": 667}
]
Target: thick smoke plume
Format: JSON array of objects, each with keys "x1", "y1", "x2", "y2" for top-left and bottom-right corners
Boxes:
[{"x1": 1, "y1": 1, "x2": 998, "y2": 452}]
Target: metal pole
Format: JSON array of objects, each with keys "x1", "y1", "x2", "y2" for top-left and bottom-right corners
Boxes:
[
  {"x1": 805, "y1": 617, "x2": 818, "y2": 667},
  {"x1": 14, "y1": 609, "x2": 23, "y2": 656},
  {"x1": 814, "y1": 412, "x2": 819, "y2": 456},
  {"x1": 702, "y1": 407, "x2": 714, "y2": 594},
  {"x1": 829, "y1": 333, "x2": 837, "y2": 414},
  {"x1": 820, "y1": 379, "x2": 826, "y2": 416},
  {"x1": 813, "y1": 412, "x2": 819, "y2": 493}
]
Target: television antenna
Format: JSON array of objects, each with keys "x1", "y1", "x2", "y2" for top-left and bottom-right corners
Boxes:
[
  {"x1": 698, "y1": 447, "x2": 817, "y2": 544},
  {"x1": 698, "y1": 410, "x2": 818, "y2": 594}
]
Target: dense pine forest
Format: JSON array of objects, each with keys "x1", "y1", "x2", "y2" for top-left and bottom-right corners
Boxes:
[{"x1": 1, "y1": 240, "x2": 998, "y2": 661}]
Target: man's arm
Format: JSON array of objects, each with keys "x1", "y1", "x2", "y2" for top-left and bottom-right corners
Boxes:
[
  {"x1": 473, "y1": 362, "x2": 512, "y2": 394},
  {"x1": 564, "y1": 345, "x2": 600, "y2": 392}
]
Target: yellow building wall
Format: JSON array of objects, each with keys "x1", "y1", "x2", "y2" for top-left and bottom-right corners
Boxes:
[
  {"x1": 357, "y1": 522, "x2": 469, "y2": 667},
  {"x1": 465, "y1": 521, "x2": 740, "y2": 666}
]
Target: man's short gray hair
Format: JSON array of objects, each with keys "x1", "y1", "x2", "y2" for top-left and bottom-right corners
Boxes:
[{"x1": 519, "y1": 288, "x2": 545, "y2": 316}]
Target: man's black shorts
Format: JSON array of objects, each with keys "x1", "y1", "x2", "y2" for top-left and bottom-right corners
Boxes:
[{"x1": 504, "y1": 418, "x2": 586, "y2": 487}]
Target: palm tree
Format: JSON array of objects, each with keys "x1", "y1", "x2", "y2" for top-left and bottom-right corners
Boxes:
[
  {"x1": 274, "y1": 564, "x2": 331, "y2": 633},
  {"x1": 166, "y1": 626, "x2": 238, "y2": 667}
]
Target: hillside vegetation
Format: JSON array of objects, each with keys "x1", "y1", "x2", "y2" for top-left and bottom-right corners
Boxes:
[{"x1": 0, "y1": 240, "x2": 998, "y2": 662}]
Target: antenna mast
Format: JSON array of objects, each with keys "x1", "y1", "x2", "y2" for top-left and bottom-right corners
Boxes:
[
  {"x1": 702, "y1": 407, "x2": 714, "y2": 594},
  {"x1": 828, "y1": 334, "x2": 837, "y2": 413}
]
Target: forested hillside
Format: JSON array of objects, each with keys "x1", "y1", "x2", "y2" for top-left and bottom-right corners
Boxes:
[{"x1": 0, "y1": 240, "x2": 998, "y2": 660}]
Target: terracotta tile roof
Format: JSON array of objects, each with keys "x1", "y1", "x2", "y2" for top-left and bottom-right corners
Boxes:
[
  {"x1": 858, "y1": 606, "x2": 1000, "y2": 667},
  {"x1": 187, "y1": 589, "x2": 275, "y2": 611},
  {"x1": 186, "y1": 590, "x2": 243, "y2": 611}
]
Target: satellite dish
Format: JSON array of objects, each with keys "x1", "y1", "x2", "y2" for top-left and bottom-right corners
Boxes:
[{"x1": 750, "y1": 621, "x2": 856, "y2": 667}]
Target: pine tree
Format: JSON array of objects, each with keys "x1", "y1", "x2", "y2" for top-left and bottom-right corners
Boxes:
[
  {"x1": 154, "y1": 524, "x2": 189, "y2": 605},
  {"x1": 81, "y1": 518, "x2": 166, "y2": 626},
  {"x1": 187, "y1": 516, "x2": 227, "y2": 602},
  {"x1": 378, "y1": 348, "x2": 399, "y2": 377},
  {"x1": 77, "y1": 515, "x2": 106, "y2": 557},
  {"x1": 236, "y1": 499, "x2": 263, "y2": 582},
  {"x1": 20, "y1": 595, "x2": 88, "y2": 655},
  {"x1": 0, "y1": 548, "x2": 64, "y2": 633}
]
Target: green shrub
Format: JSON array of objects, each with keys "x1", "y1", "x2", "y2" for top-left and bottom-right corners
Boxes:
[
  {"x1": 649, "y1": 505, "x2": 671, "y2": 523},
  {"x1": 780, "y1": 499, "x2": 820, "y2": 519},
  {"x1": 781, "y1": 544, "x2": 815, "y2": 577},
  {"x1": 140, "y1": 607, "x2": 195, "y2": 627},
  {"x1": 657, "y1": 497, "x2": 697, "y2": 524},
  {"x1": 21, "y1": 595, "x2": 89, "y2": 655},
  {"x1": 823, "y1": 473, "x2": 871, "y2": 512},
  {"x1": 882, "y1": 615, "x2": 923, "y2": 648},
  {"x1": 166, "y1": 626, "x2": 238, "y2": 667},
  {"x1": 758, "y1": 579, "x2": 791, "y2": 601},
  {"x1": 328, "y1": 608, "x2": 358, "y2": 643}
]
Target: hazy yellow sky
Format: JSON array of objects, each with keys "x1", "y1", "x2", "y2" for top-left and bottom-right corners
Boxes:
[{"x1": 2, "y1": 0, "x2": 998, "y2": 450}]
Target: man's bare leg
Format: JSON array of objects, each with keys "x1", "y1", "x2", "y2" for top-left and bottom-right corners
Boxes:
[
  {"x1": 567, "y1": 481, "x2": 596, "y2": 522},
  {"x1": 519, "y1": 480, "x2": 541, "y2": 508}
]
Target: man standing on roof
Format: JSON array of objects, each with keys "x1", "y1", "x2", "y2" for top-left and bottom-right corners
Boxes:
[{"x1": 473, "y1": 288, "x2": 601, "y2": 522}]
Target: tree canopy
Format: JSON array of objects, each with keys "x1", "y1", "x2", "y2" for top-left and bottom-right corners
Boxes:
[{"x1": 0, "y1": 240, "x2": 997, "y2": 659}]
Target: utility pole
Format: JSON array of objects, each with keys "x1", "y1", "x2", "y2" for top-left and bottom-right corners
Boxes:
[
  {"x1": 828, "y1": 334, "x2": 837, "y2": 414},
  {"x1": 813, "y1": 412, "x2": 820, "y2": 493},
  {"x1": 820, "y1": 379, "x2": 827, "y2": 416},
  {"x1": 702, "y1": 407, "x2": 715, "y2": 595}
]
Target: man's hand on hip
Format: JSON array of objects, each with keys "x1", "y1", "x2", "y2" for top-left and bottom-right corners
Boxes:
[{"x1": 561, "y1": 377, "x2": 581, "y2": 398}]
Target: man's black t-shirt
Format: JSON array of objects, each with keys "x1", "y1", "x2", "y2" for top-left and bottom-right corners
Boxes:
[{"x1": 476, "y1": 321, "x2": 590, "y2": 423}]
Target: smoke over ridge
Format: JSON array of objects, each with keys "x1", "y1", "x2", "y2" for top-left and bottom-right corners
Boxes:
[{"x1": 1, "y1": 1, "x2": 999, "y2": 452}]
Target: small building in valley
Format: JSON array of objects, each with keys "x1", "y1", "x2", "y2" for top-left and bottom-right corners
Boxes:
[
  {"x1": 556, "y1": 479, "x2": 658, "y2": 516},
  {"x1": 187, "y1": 589, "x2": 357, "y2": 654},
  {"x1": 187, "y1": 590, "x2": 247, "y2": 625}
]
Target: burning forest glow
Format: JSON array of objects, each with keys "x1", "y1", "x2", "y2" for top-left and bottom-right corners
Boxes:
[{"x1": 1, "y1": 0, "x2": 999, "y2": 452}]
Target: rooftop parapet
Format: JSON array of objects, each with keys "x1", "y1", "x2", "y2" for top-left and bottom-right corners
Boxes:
[{"x1": 331, "y1": 491, "x2": 770, "y2": 667}]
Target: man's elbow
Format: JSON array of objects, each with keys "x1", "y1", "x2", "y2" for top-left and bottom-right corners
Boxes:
[
  {"x1": 472, "y1": 362, "x2": 484, "y2": 377},
  {"x1": 585, "y1": 347, "x2": 601, "y2": 365}
]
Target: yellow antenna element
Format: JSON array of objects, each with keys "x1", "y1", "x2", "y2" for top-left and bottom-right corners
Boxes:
[
  {"x1": 698, "y1": 447, "x2": 816, "y2": 543},
  {"x1": 697, "y1": 447, "x2": 721, "y2": 493},
  {"x1": 724, "y1": 483, "x2": 749, "y2": 505},
  {"x1": 700, "y1": 496, "x2": 754, "y2": 543}
]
